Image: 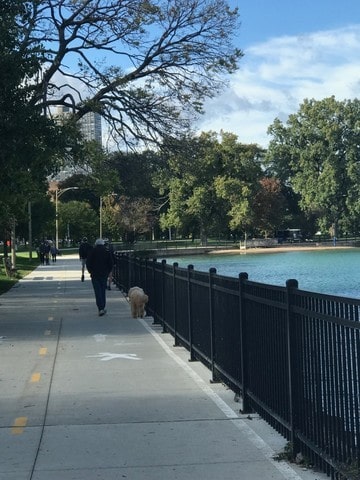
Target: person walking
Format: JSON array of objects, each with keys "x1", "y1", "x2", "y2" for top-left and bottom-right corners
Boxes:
[
  {"x1": 38, "y1": 242, "x2": 45, "y2": 265},
  {"x1": 86, "y1": 238, "x2": 114, "y2": 316},
  {"x1": 79, "y1": 237, "x2": 93, "y2": 282},
  {"x1": 50, "y1": 244, "x2": 58, "y2": 262},
  {"x1": 44, "y1": 241, "x2": 51, "y2": 265}
]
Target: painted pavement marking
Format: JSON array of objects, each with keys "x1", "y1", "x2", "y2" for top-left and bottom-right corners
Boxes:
[
  {"x1": 11, "y1": 417, "x2": 28, "y2": 435},
  {"x1": 86, "y1": 352, "x2": 141, "y2": 361},
  {"x1": 30, "y1": 372, "x2": 41, "y2": 383}
]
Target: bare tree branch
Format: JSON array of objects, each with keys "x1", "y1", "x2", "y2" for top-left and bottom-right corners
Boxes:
[{"x1": 22, "y1": 0, "x2": 242, "y2": 147}]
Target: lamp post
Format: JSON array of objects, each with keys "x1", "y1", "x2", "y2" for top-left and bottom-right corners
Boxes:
[
  {"x1": 28, "y1": 201, "x2": 33, "y2": 260},
  {"x1": 55, "y1": 187, "x2": 79, "y2": 250},
  {"x1": 99, "y1": 196, "x2": 103, "y2": 238}
]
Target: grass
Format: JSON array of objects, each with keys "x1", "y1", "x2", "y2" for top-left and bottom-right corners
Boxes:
[{"x1": 0, "y1": 253, "x2": 40, "y2": 295}]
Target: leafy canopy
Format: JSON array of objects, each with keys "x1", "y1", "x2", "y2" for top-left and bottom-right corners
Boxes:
[{"x1": 266, "y1": 96, "x2": 360, "y2": 234}]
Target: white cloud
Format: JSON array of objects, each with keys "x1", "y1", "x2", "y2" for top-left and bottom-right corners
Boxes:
[{"x1": 197, "y1": 25, "x2": 360, "y2": 147}]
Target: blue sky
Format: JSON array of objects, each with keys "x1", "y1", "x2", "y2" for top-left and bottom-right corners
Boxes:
[{"x1": 198, "y1": 0, "x2": 360, "y2": 147}]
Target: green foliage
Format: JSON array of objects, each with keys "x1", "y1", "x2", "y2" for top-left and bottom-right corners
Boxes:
[
  {"x1": 103, "y1": 196, "x2": 155, "y2": 243},
  {"x1": 266, "y1": 97, "x2": 360, "y2": 236},
  {"x1": 273, "y1": 442, "x2": 294, "y2": 462},
  {"x1": 58, "y1": 201, "x2": 99, "y2": 244},
  {"x1": 0, "y1": 1, "x2": 82, "y2": 234},
  {"x1": 108, "y1": 150, "x2": 161, "y2": 199},
  {"x1": 252, "y1": 178, "x2": 288, "y2": 237},
  {"x1": 160, "y1": 132, "x2": 265, "y2": 240}
]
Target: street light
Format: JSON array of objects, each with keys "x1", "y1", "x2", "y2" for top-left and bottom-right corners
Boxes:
[
  {"x1": 99, "y1": 196, "x2": 103, "y2": 238},
  {"x1": 55, "y1": 187, "x2": 79, "y2": 249}
]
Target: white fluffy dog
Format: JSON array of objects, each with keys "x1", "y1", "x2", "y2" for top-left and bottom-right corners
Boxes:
[{"x1": 128, "y1": 286, "x2": 149, "y2": 318}]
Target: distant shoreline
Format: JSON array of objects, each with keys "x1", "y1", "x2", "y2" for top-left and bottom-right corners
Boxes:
[{"x1": 210, "y1": 245, "x2": 357, "y2": 255}]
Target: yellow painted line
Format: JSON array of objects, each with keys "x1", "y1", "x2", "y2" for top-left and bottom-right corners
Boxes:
[
  {"x1": 44, "y1": 330, "x2": 51, "y2": 336},
  {"x1": 39, "y1": 347, "x2": 47, "y2": 356},
  {"x1": 11, "y1": 417, "x2": 27, "y2": 435},
  {"x1": 30, "y1": 372, "x2": 41, "y2": 383}
]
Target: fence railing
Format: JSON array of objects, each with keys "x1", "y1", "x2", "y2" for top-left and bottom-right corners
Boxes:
[{"x1": 113, "y1": 252, "x2": 360, "y2": 480}]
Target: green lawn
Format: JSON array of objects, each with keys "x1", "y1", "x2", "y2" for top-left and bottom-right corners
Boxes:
[{"x1": 0, "y1": 253, "x2": 40, "y2": 295}]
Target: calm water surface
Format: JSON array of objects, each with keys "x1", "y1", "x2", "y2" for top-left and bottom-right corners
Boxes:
[{"x1": 164, "y1": 248, "x2": 360, "y2": 299}]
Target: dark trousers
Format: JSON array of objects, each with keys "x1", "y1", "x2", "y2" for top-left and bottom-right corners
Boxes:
[{"x1": 91, "y1": 276, "x2": 107, "y2": 311}]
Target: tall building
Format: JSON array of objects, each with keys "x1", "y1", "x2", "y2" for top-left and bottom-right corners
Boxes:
[
  {"x1": 51, "y1": 106, "x2": 102, "y2": 181},
  {"x1": 56, "y1": 106, "x2": 102, "y2": 145},
  {"x1": 79, "y1": 111, "x2": 102, "y2": 144}
]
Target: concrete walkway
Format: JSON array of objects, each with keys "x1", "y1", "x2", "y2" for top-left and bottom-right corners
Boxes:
[{"x1": 0, "y1": 255, "x2": 327, "y2": 480}]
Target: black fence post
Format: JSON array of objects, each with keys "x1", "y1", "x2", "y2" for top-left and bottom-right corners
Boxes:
[
  {"x1": 187, "y1": 265, "x2": 196, "y2": 362},
  {"x1": 239, "y1": 272, "x2": 252, "y2": 413},
  {"x1": 286, "y1": 278, "x2": 299, "y2": 459},
  {"x1": 144, "y1": 257, "x2": 148, "y2": 292},
  {"x1": 209, "y1": 267, "x2": 220, "y2": 383},
  {"x1": 135, "y1": 256, "x2": 140, "y2": 286},
  {"x1": 161, "y1": 259, "x2": 167, "y2": 333},
  {"x1": 128, "y1": 254, "x2": 134, "y2": 290},
  {"x1": 113, "y1": 252, "x2": 119, "y2": 287},
  {"x1": 173, "y1": 262, "x2": 179, "y2": 346},
  {"x1": 139, "y1": 257, "x2": 144, "y2": 287},
  {"x1": 151, "y1": 258, "x2": 160, "y2": 324}
]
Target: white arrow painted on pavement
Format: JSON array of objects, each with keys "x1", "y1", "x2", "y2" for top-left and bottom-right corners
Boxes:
[{"x1": 86, "y1": 352, "x2": 141, "y2": 361}]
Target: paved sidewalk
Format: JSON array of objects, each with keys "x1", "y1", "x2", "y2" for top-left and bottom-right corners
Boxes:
[{"x1": 0, "y1": 255, "x2": 327, "y2": 480}]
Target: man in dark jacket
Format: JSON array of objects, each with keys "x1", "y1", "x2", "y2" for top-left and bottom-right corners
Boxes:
[{"x1": 86, "y1": 238, "x2": 114, "y2": 316}]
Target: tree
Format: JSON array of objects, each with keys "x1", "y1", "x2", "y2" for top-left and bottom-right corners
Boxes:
[
  {"x1": 0, "y1": 1, "x2": 80, "y2": 240},
  {"x1": 107, "y1": 195, "x2": 155, "y2": 243},
  {"x1": 159, "y1": 132, "x2": 265, "y2": 241},
  {"x1": 159, "y1": 132, "x2": 225, "y2": 241},
  {"x1": 58, "y1": 201, "x2": 99, "y2": 244},
  {"x1": 266, "y1": 97, "x2": 360, "y2": 236},
  {"x1": 16, "y1": 197, "x2": 55, "y2": 243},
  {"x1": 108, "y1": 150, "x2": 162, "y2": 199},
  {"x1": 20, "y1": 0, "x2": 242, "y2": 148},
  {"x1": 252, "y1": 178, "x2": 287, "y2": 237},
  {"x1": 212, "y1": 133, "x2": 264, "y2": 236},
  {"x1": 2, "y1": 0, "x2": 242, "y2": 246}
]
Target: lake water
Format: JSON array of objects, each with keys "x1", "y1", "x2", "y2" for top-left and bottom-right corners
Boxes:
[{"x1": 164, "y1": 248, "x2": 360, "y2": 299}]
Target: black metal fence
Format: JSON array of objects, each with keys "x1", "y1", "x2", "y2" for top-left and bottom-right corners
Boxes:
[{"x1": 113, "y1": 252, "x2": 360, "y2": 480}]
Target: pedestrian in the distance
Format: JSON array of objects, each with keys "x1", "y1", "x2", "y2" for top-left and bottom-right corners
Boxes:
[
  {"x1": 86, "y1": 238, "x2": 113, "y2": 316},
  {"x1": 79, "y1": 237, "x2": 93, "y2": 282},
  {"x1": 38, "y1": 242, "x2": 45, "y2": 265},
  {"x1": 50, "y1": 244, "x2": 58, "y2": 262},
  {"x1": 44, "y1": 241, "x2": 51, "y2": 265}
]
